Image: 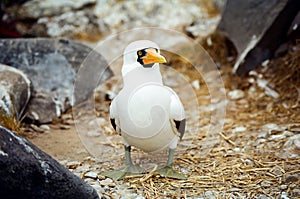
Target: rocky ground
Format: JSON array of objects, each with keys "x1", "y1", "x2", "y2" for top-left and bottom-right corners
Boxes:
[{"x1": 26, "y1": 43, "x2": 300, "y2": 198}]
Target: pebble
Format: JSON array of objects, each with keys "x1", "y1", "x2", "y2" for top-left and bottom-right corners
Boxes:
[
  {"x1": 100, "y1": 178, "x2": 115, "y2": 187},
  {"x1": 269, "y1": 134, "x2": 286, "y2": 141},
  {"x1": 66, "y1": 161, "x2": 81, "y2": 169},
  {"x1": 287, "y1": 123, "x2": 300, "y2": 133},
  {"x1": 40, "y1": 124, "x2": 50, "y2": 131},
  {"x1": 280, "y1": 185, "x2": 288, "y2": 190},
  {"x1": 30, "y1": 124, "x2": 45, "y2": 133},
  {"x1": 232, "y1": 126, "x2": 247, "y2": 133},
  {"x1": 264, "y1": 86, "x2": 279, "y2": 98},
  {"x1": 272, "y1": 166, "x2": 284, "y2": 176},
  {"x1": 74, "y1": 165, "x2": 90, "y2": 173},
  {"x1": 84, "y1": 171, "x2": 99, "y2": 179},
  {"x1": 87, "y1": 130, "x2": 101, "y2": 137},
  {"x1": 191, "y1": 80, "x2": 200, "y2": 90},
  {"x1": 59, "y1": 124, "x2": 71, "y2": 130},
  {"x1": 281, "y1": 192, "x2": 290, "y2": 199},
  {"x1": 244, "y1": 159, "x2": 254, "y2": 167},
  {"x1": 120, "y1": 194, "x2": 145, "y2": 199},
  {"x1": 256, "y1": 194, "x2": 269, "y2": 199},
  {"x1": 260, "y1": 180, "x2": 271, "y2": 187},
  {"x1": 284, "y1": 134, "x2": 300, "y2": 150},
  {"x1": 257, "y1": 78, "x2": 268, "y2": 89},
  {"x1": 262, "y1": 123, "x2": 282, "y2": 132},
  {"x1": 285, "y1": 173, "x2": 300, "y2": 183},
  {"x1": 88, "y1": 117, "x2": 106, "y2": 127},
  {"x1": 205, "y1": 190, "x2": 216, "y2": 199},
  {"x1": 91, "y1": 184, "x2": 105, "y2": 194},
  {"x1": 228, "y1": 89, "x2": 245, "y2": 100}
]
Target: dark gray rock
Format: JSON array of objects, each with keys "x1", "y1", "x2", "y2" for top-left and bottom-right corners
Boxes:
[
  {"x1": 218, "y1": 0, "x2": 300, "y2": 76},
  {"x1": 0, "y1": 125, "x2": 99, "y2": 199},
  {"x1": 0, "y1": 63, "x2": 31, "y2": 119},
  {"x1": 0, "y1": 38, "x2": 112, "y2": 123},
  {"x1": 25, "y1": 92, "x2": 57, "y2": 124}
]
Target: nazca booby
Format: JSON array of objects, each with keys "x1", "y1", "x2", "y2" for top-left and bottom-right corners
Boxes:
[{"x1": 103, "y1": 40, "x2": 186, "y2": 180}]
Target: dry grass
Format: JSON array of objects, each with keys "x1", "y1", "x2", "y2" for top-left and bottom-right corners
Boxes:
[
  {"x1": 95, "y1": 41, "x2": 300, "y2": 198},
  {"x1": 0, "y1": 110, "x2": 23, "y2": 134}
]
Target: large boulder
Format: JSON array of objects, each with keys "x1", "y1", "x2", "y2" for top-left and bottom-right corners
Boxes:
[
  {"x1": 0, "y1": 63, "x2": 31, "y2": 119},
  {"x1": 0, "y1": 38, "x2": 112, "y2": 123},
  {"x1": 218, "y1": 0, "x2": 300, "y2": 76},
  {"x1": 0, "y1": 125, "x2": 99, "y2": 199}
]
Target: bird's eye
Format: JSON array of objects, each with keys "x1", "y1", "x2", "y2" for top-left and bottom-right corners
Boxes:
[{"x1": 137, "y1": 51, "x2": 143, "y2": 56}]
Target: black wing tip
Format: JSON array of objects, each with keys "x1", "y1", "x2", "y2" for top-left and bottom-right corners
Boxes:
[
  {"x1": 110, "y1": 118, "x2": 117, "y2": 131},
  {"x1": 174, "y1": 119, "x2": 186, "y2": 141}
]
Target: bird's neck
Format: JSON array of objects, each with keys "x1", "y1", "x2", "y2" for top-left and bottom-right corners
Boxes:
[{"x1": 122, "y1": 64, "x2": 163, "y2": 87}]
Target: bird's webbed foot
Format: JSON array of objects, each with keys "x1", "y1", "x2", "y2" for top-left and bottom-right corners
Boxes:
[
  {"x1": 155, "y1": 165, "x2": 187, "y2": 180},
  {"x1": 101, "y1": 164, "x2": 144, "y2": 180}
]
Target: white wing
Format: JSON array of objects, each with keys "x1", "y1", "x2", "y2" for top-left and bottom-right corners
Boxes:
[
  {"x1": 169, "y1": 90, "x2": 186, "y2": 140},
  {"x1": 109, "y1": 97, "x2": 121, "y2": 134}
]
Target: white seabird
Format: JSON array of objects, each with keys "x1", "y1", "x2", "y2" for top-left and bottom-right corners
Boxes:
[{"x1": 103, "y1": 40, "x2": 186, "y2": 179}]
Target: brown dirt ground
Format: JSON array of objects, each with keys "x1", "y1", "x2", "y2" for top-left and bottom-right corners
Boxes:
[{"x1": 25, "y1": 40, "x2": 300, "y2": 198}]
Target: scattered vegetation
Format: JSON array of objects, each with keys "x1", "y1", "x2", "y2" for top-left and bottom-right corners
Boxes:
[{"x1": 0, "y1": 110, "x2": 23, "y2": 135}]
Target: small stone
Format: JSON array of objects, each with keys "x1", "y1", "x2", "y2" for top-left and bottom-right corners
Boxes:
[
  {"x1": 60, "y1": 124, "x2": 71, "y2": 130},
  {"x1": 73, "y1": 172, "x2": 81, "y2": 177},
  {"x1": 64, "y1": 119, "x2": 75, "y2": 125},
  {"x1": 40, "y1": 124, "x2": 50, "y2": 131},
  {"x1": 284, "y1": 134, "x2": 300, "y2": 150},
  {"x1": 30, "y1": 124, "x2": 45, "y2": 133},
  {"x1": 74, "y1": 165, "x2": 90, "y2": 173},
  {"x1": 84, "y1": 171, "x2": 99, "y2": 179},
  {"x1": 228, "y1": 89, "x2": 245, "y2": 100},
  {"x1": 287, "y1": 123, "x2": 300, "y2": 133},
  {"x1": 66, "y1": 161, "x2": 81, "y2": 169},
  {"x1": 91, "y1": 184, "x2": 105, "y2": 194},
  {"x1": 84, "y1": 178, "x2": 94, "y2": 183},
  {"x1": 264, "y1": 86, "x2": 279, "y2": 99},
  {"x1": 88, "y1": 117, "x2": 106, "y2": 127},
  {"x1": 120, "y1": 194, "x2": 145, "y2": 199},
  {"x1": 285, "y1": 173, "x2": 300, "y2": 183},
  {"x1": 272, "y1": 166, "x2": 284, "y2": 176},
  {"x1": 262, "y1": 123, "x2": 282, "y2": 132},
  {"x1": 97, "y1": 174, "x2": 106, "y2": 180},
  {"x1": 280, "y1": 185, "x2": 288, "y2": 190},
  {"x1": 257, "y1": 78, "x2": 268, "y2": 89},
  {"x1": 232, "y1": 126, "x2": 247, "y2": 133},
  {"x1": 269, "y1": 134, "x2": 286, "y2": 141},
  {"x1": 261, "y1": 180, "x2": 271, "y2": 187},
  {"x1": 204, "y1": 190, "x2": 216, "y2": 199},
  {"x1": 256, "y1": 138, "x2": 267, "y2": 144},
  {"x1": 100, "y1": 178, "x2": 115, "y2": 187},
  {"x1": 281, "y1": 192, "x2": 290, "y2": 199},
  {"x1": 87, "y1": 130, "x2": 101, "y2": 137},
  {"x1": 191, "y1": 80, "x2": 200, "y2": 90},
  {"x1": 256, "y1": 194, "x2": 269, "y2": 199},
  {"x1": 83, "y1": 156, "x2": 95, "y2": 161},
  {"x1": 261, "y1": 59, "x2": 269, "y2": 67},
  {"x1": 244, "y1": 159, "x2": 254, "y2": 167}
]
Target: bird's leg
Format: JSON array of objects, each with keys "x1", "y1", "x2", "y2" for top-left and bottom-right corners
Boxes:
[
  {"x1": 101, "y1": 145, "x2": 144, "y2": 180},
  {"x1": 125, "y1": 145, "x2": 133, "y2": 166},
  {"x1": 155, "y1": 148, "x2": 187, "y2": 180},
  {"x1": 166, "y1": 148, "x2": 175, "y2": 166},
  {"x1": 123, "y1": 145, "x2": 144, "y2": 174}
]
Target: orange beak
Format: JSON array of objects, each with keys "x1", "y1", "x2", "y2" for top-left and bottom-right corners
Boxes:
[{"x1": 142, "y1": 48, "x2": 167, "y2": 65}]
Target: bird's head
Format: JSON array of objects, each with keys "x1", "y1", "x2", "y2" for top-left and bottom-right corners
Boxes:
[{"x1": 122, "y1": 40, "x2": 166, "y2": 75}]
